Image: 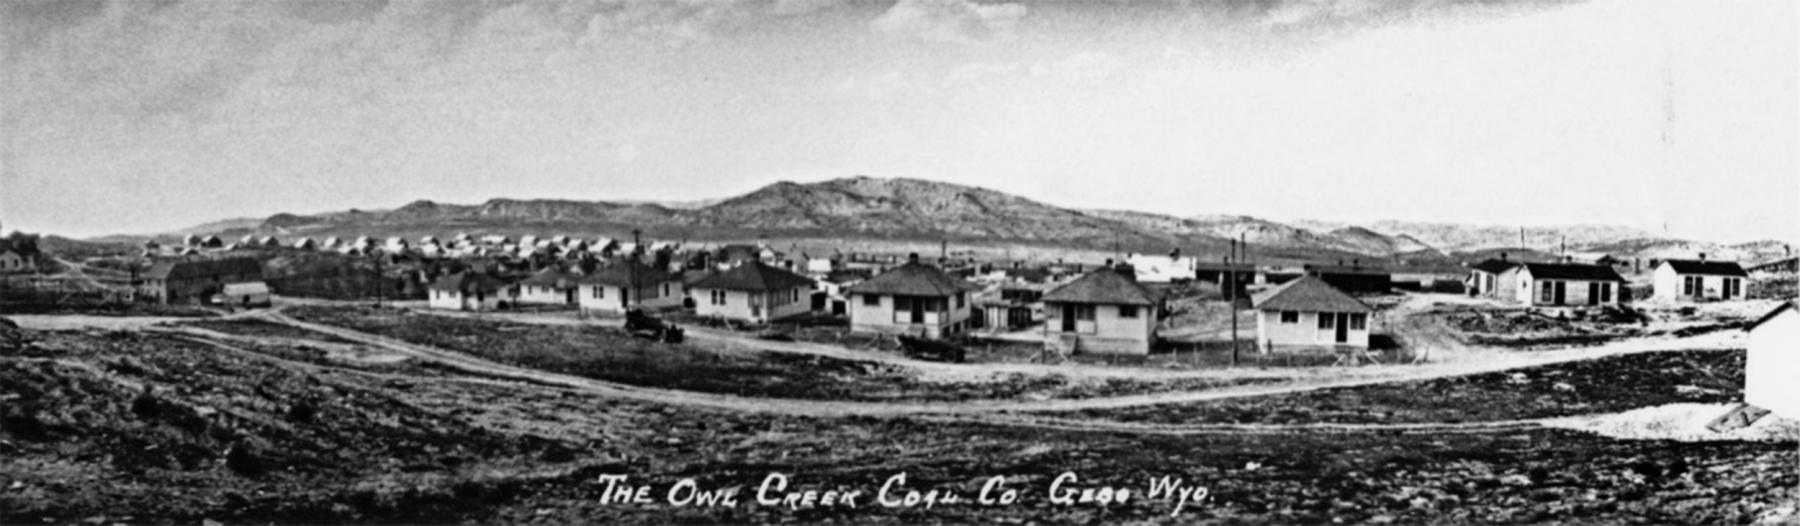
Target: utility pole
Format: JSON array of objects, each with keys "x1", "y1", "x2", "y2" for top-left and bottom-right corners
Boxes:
[
  {"x1": 630, "y1": 228, "x2": 642, "y2": 310},
  {"x1": 372, "y1": 251, "x2": 384, "y2": 308},
  {"x1": 1229, "y1": 237, "x2": 1239, "y2": 367}
]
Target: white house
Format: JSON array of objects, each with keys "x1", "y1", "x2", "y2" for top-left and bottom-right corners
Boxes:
[
  {"x1": 845, "y1": 256, "x2": 977, "y2": 340},
  {"x1": 427, "y1": 272, "x2": 512, "y2": 311},
  {"x1": 1512, "y1": 262, "x2": 1627, "y2": 307},
  {"x1": 1124, "y1": 253, "x2": 1197, "y2": 283},
  {"x1": 1041, "y1": 267, "x2": 1162, "y2": 355},
  {"x1": 688, "y1": 261, "x2": 816, "y2": 324},
  {"x1": 576, "y1": 260, "x2": 683, "y2": 315},
  {"x1": 216, "y1": 282, "x2": 271, "y2": 308},
  {"x1": 1652, "y1": 258, "x2": 1748, "y2": 302},
  {"x1": 1746, "y1": 302, "x2": 1799, "y2": 419},
  {"x1": 0, "y1": 250, "x2": 32, "y2": 273},
  {"x1": 1252, "y1": 276, "x2": 1373, "y2": 352},
  {"x1": 1466, "y1": 257, "x2": 1521, "y2": 298},
  {"x1": 516, "y1": 267, "x2": 578, "y2": 306}
]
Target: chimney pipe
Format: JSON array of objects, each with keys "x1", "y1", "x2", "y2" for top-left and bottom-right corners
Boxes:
[
  {"x1": 1698, "y1": 252, "x2": 1707, "y2": 262},
  {"x1": 908, "y1": 252, "x2": 919, "y2": 264},
  {"x1": 1501, "y1": 252, "x2": 1508, "y2": 262},
  {"x1": 1105, "y1": 258, "x2": 1114, "y2": 267}
]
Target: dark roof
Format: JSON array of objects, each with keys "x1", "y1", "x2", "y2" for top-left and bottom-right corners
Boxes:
[
  {"x1": 1303, "y1": 264, "x2": 1390, "y2": 276},
  {"x1": 845, "y1": 261, "x2": 978, "y2": 297},
  {"x1": 1042, "y1": 268, "x2": 1160, "y2": 306},
  {"x1": 1659, "y1": 259, "x2": 1748, "y2": 277},
  {"x1": 145, "y1": 257, "x2": 263, "y2": 280},
  {"x1": 689, "y1": 261, "x2": 815, "y2": 292},
  {"x1": 1471, "y1": 259, "x2": 1520, "y2": 274},
  {"x1": 429, "y1": 272, "x2": 508, "y2": 294},
  {"x1": 1748, "y1": 301, "x2": 1797, "y2": 331},
  {"x1": 1252, "y1": 276, "x2": 1372, "y2": 313},
  {"x1": 1194, "y1": 262, "x2": 1256, "y2": 272},
  {"x1": 580, "y1": 260, "x2": 676, "y2": 287},
  {"x1": 823, "y1": 269, "x2": 871, "y2": 284},
  {"x1": 518, "y1": 267, "x2": 577, "y2": 289},
  {"x1": 1519, "y1": 262, "x2": 1626, "y2": 282}
]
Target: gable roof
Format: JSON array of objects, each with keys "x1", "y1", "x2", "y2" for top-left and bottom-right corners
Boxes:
[
  {"x1": 579, "y1": 259, "x2": 676, "y2": 287},
  {"x1": 1471, "y1": 259, "x2": 1520, "y2": 274},
  {"x1": 1519, "y1": 262, "x2": 1626, "y2": 282},
  {"x1": 518, "y1": 267, "x2": 577, "y2": 289},
  {"x1": 429, "y1": 271, "x2": 508, "y2": 294},
  {"x1": 845, "y1": 261, "x2": 978, "y2": 297},
  {"x1": 1748, "y1": 301, "x2": 1798, "y2": 331},
  {"x1": 689, "y1": 261, "x2": 815, "y2": 292},
  {"x1": 1659, "y1": 259, "x2": 1748, "y2": 277},
  {"x1": 145, "y1": 258, "x2": 263, "y2": 280},
  {"x1": 1042, "y1": 267, "x2": 1160, "y2": 306},
  {"x1": 1252, "y1": 275, "x2": 1372, "y2": 313}
]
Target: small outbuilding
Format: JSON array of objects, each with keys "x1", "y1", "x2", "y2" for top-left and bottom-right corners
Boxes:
[{"x1": 1252, "y1": 276, "x2": 1373, "y2": 352}]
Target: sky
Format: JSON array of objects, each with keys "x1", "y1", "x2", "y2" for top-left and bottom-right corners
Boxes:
[{"x1": 2, "y1": 0, "x2": 1795, "y2": 243}]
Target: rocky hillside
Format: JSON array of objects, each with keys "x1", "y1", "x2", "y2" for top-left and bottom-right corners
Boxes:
[{"x1": 129, "y1": 176, "x2": 1784, "y2": 263}]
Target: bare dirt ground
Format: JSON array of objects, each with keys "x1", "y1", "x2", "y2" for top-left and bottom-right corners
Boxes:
[{"x1": 3, "y1": 293, "x2": 1792, "y2": 524}]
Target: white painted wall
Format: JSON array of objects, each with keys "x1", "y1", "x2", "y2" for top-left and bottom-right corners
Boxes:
[
  {"x1": 577, "y1": 280, "x2": 683, "y2": 315},
  {"x1": 1043, "y1": 302, "x2": 1157, "y2": 354},
  {"x1": 1652, "y1": 264, "x2": 1745, "y2": 302},
  {"x1": 693, "y1": 286, "x2": 811, "y2": 323},
  {"x1": 516, "y1": 285, "x2": 572, "y2": 305},
  {"x1": 1746, "y1": 307, "x2": 1800, "y2": 418},
  {"x1": 1256, "y1": 309, "x2": 1370, "y2": 350},
  {"x1": 848, "y1": 292, "x2": 972, "y2": 339},
  {"x1": 1514, "y1": 272, "x2": 1619, "y2": 307}
]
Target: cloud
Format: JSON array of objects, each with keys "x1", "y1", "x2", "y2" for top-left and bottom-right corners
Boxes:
[{"x1": 872, "y1": 0, "x2": 1027, "y2": 44}]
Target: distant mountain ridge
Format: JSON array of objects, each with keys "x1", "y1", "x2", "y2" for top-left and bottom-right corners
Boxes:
[{"x1": 127, "y1": 176, "x2": 1789, "y2": 264}]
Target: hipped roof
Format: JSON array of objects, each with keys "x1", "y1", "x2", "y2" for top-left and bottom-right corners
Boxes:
[
  {"x1": 1042, "y1": 267, "x2": 1160, "y2": 306},
  {"x1": 846, "y1": 261, "x2": 979, "y2": 297},
  {"x1": 1252, "y1": 275, "x2": 1372, "y2": 313},
  {"x1": 689, "y1": 261, "x2": 815, "y2": 292}
]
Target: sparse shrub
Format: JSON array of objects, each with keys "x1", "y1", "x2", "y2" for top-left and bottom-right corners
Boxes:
[
  {"x1": 0, "y1": 407, "x2": 49, "y2": 441},
  {"x1": 131, "y1": 386, "x2": 160, "y2": 420},
  {"x1": 286, "y1": 399, "x2": 320, "y2": 424},
  {"x1": 224, "y1": 441, "x2": 264, "y2": 477}
]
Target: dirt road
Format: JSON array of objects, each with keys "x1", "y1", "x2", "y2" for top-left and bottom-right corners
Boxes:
[{"x1": 244, "y1": 310, "x2": 1741, "y2": 423}]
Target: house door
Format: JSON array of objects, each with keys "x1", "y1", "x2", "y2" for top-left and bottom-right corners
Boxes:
[
  {"x1": 910, "y1": 297, "x2": 925, "y2": 324},
  {"x1": 1061, "y1": 304, "x2": 1076, "y2": 332},
  {"x1": 620, "y1": 288, "x2": 629, "y2": 308},
  {"x1": 1334, "y1": 313, "x2": 1348, "y2": 343},
  {"x1": 566, "y1": 289, "x2": 576, "y2": 304},
  {"x1": 1553, "y1": 282, "x2": 1566, "y2": 305},
  {"x1": 1587, "y1": 283, "x2": 1600, "y2": 305}
]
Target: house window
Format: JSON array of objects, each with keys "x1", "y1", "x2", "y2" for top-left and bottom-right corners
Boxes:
[
  {"x1": 710, "y1": 290, "x2": 726, "y2": 306},
  {"x1": 955, "y1": 292, "x2": 965, "y2": 309},
  {"x1": 793, "y1": 289, "x2": 801, "y2": 302},
  {"x1": 592, "y1": 286, "x2": 604, "y2": 299},
  {"x1": 1280, "y1": 311, "x2": 1299, "y2": 324},
  {"x1": 663, "y1": 284, "x2": 671, "y2": 297},
  {"x1": 1683, "y1": 276, "x2": 1697, "y2": 296},
  {"x1": 1318, "y1": 313, "x2": 1335, "y2": 329},
  {"x1": 862, "y1": 294, "x2": 880, "y2": 306},
  {"x1": 1349, "y1": 313, "x2": 1367, "y2": 330},
  {"x1": 1539, "y1": 282, "x2": 1554, "y2": 303},
  {"x1": 1118, "y1": 305, "x2": 1138, "y2": 318}
]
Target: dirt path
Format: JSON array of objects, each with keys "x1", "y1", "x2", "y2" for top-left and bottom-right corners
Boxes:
[
  {"x1": 246, "y1": 310, "x2": 1743, "y2": 422},
  {"x1": 7, "y1": 314, "x2": 190, "y2": 331}
]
